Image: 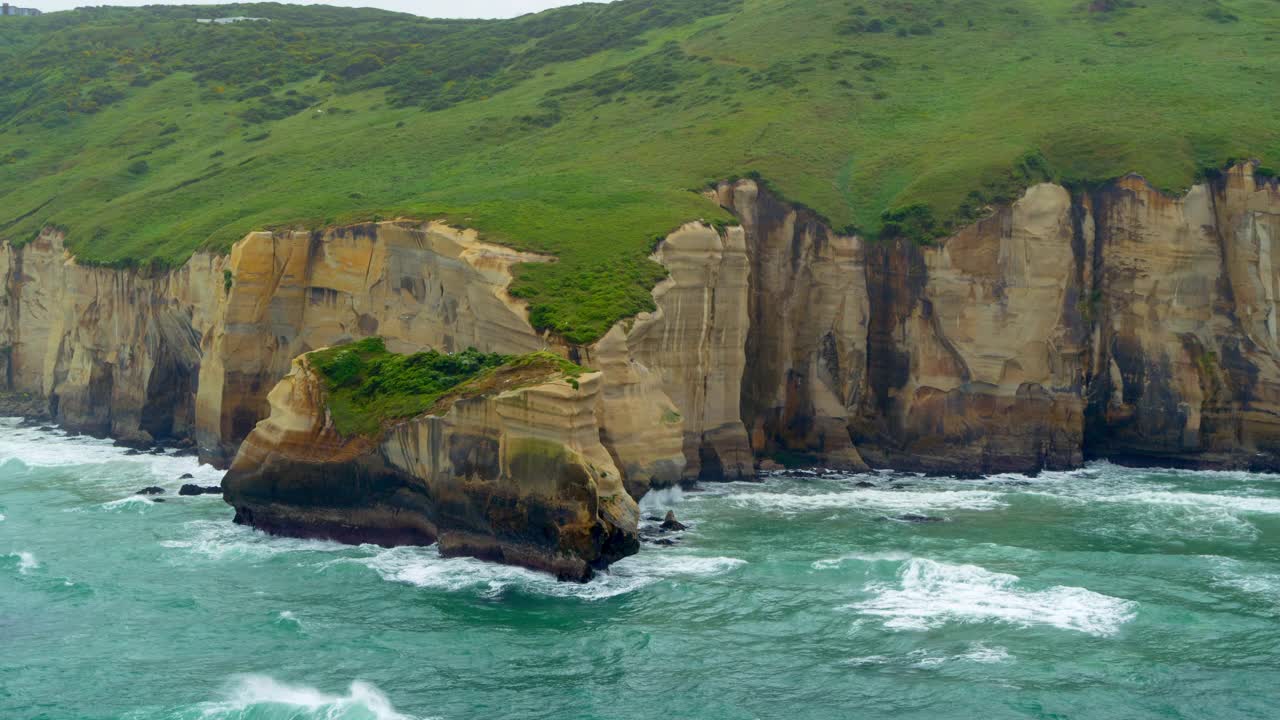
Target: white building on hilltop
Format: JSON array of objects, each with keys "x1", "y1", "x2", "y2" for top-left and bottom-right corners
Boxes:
[
  {"x1": 1, "y1": 3, "x2": 43, "y2": 15},
  {"x1": 196, "y1": 16, "x2": 270, "y2": 24}
]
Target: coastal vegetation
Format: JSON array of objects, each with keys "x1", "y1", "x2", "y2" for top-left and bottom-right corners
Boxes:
[
  {"x1": 1, "y1": 0, "x2": 1277, "y2": 342},
  {"x1": 308, "y1": 338, "x2": 585, "y2": 436}
]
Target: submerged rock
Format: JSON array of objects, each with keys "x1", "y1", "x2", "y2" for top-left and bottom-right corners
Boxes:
[
  {"x1": 179, "y1": 473, "x2": 195, "y2": 480},
  {"x1": 178, "y1": 484, "x2": 222, "y2": 496},
  {"x1": 660, "y1": 510, "x2": 688, "y2": 532},
  {"x1": 222, "y1": 351, "x2": 641, "y2": 582},
  {"x1": 854, "y1": 481, "x2": 876, "y2": 488},
  {"x1": 135, "y1": 486, "x2": 165, "y2": 496}
]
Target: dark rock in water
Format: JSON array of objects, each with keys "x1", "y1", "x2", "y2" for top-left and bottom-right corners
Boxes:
[
  {"x1": 651, "y1": 538, "x2": 678, "y2": 546},
  {"x1": 660, "y1": 510, "x2": 687, "y2": 532},
  {"x1": 124, "y1": 449, "x2": 144, "y2": 457},
  {"x1": 37, "y1": 425, "x2": 56, "y2": 432},
  {"x1": 179, "y1": 484, "x2": 223, "y2": 496},
  {"x1": 153, "y1": 498, "x2": 167, "y2": 503},
  {"x1": 854, "y1": 481, "x2": 876, "y2": 488},
  {"x1": 148, "y1": 447, "x2": 167, "y2": 455},
  {"x1": 889, "y1": 483, "x2": 912, "y2": 490},
  {"x1": 895, "y1": 514, "x2": 945, "y2": 523},
  {"x1": 645, "y1": 516, "x2": 664, "y2": 523},
  {"x1": 179, "y1": 473, "x2": 195, "y2": 480},
  {"x1": 135, "y1": 486, "x2": 165, "y2": 495}
]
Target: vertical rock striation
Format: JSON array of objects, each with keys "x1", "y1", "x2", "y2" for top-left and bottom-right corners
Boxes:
[
  {"x1": 1085, "y1": 166, "x2": 1280, "y2": 469},
  {"x1": 4, "y1": 163, "x2": 1280, "y2": 491}
]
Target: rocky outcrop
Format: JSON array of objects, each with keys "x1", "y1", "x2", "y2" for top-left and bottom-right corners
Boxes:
[
  {"x1": 716, "y1": 181, "x2": 870, "y2": 471},
  {"x1": 222, "y1": 353, "x2": 638, "y2": 580},
  {"x1": 196, "y1": 222, "x2": 549, "y2": 465},
  {"x1": 0, "y1": 221, "x2": 548, "y2": 459}
]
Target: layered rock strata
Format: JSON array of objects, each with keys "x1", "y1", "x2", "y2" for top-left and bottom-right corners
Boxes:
[
  {"x1": 3, "y1": 163, "x2": 1279, "y2": 490},
  {"x1": 222, "y1": 353, "x2": 638, "y2": 580}
]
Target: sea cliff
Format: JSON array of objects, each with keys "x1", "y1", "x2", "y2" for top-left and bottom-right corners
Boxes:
[{"x1": 4, "y1": 163, "x2": 1280, "y2": 573}]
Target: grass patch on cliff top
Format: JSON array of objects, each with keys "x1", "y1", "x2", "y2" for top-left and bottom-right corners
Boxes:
[
  {"x1": 309, "y1": 337, "x2": 585, "y2": 437},
  {"x1": 2, "y1": 0, "x2": 1279, "y2": 342}
]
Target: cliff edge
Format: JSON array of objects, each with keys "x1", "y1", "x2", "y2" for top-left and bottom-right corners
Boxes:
[{"x1": 221, "y1": 342, "x2": 640, "y2": 581}]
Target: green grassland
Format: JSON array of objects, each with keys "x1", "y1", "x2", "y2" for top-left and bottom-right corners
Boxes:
[
  {"x1": 2, "y1": 0, "x2": 1278, "y2": 342},
  {"x1": 308, "y1": 337, "x2": 586, "y2": 436}
]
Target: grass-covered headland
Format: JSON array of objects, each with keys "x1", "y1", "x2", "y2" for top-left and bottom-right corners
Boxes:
[
  {"x1": 308, "y1": 338, "x2": 587, "y2": 437},
  {"x1": 2, "y1": 0, "x2": 1278, "y2": 342}
]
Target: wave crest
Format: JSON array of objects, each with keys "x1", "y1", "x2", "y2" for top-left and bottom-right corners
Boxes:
[{"x1": 848, "y1": 558, "x2": 1135, "y2": 636}]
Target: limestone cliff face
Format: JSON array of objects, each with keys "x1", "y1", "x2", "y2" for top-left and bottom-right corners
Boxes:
[
  {"x1": 5, "y1": 164, "x2": 1280, "y2": 487},
  {"x1": 1085, "y1": 166, "x2": 1280, "y2": 469},
  {"x1": 196, "y1": 222, "x2": 549, "y2": 465},
  {"x1": 223, "y1": 355, "x2": 638, "y2": 580},
  {"x1": 716, "y1": 181, "x2": 870, "y2": 471},
  {"x1": 853, "y1": 183, "x2": 1090, "y2": 473},
  {"x1": 586, "y1": 223, "x2": 753, "y2": 482},
  {"x1": 0, "y1": 221, "x2": 548, "y2": 456},
  {"x1": 0, "y1": 229, "x2": 224, "y2": 444}
]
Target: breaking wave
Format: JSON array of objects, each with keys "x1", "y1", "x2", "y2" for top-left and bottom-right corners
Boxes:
[
  {"x1": 358, "y1": 545, "x2": 745, "y2": 600},
  {"x1": 195, "y1": 675, "x2": 426, "y2": 720},
  {"x1": 725, "y1": 488, "x2": 1007, "y2": 514},
  {"x1": 6, "y1": 550, "x2": 38, "y2": 575},
  {"x1": 848, "y1": 558, "x2": 1136, "y2": 636}
]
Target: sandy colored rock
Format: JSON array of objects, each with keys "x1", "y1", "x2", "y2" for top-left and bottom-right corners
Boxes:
[
  {"x1": 604, "y1": 222, "x2": 755, "y2": 480},
  {"x1": 854, "y1": 183, "x2": 1089, "y2": 473},
  {"x1": 1086, "y1": 165, "x2": 1280, "y2": 468},
  {"x1": 580, "y1": 324, "x2": 686, "y2": 498},
  {"x1": 223, "y1": 354, "x2": 638, "y2": 580},
  {"x1": 717, "y1": 179, "x2": 870, "y2": 471}
]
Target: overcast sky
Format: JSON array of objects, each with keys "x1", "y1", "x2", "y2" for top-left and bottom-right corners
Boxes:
[{"x1": 26, "y1": 1, "x2": 608, "y2": 19}]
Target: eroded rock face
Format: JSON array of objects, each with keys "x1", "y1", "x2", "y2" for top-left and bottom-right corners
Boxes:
[
  {"x1": 0, "y1": 221, "x2": 549, "y2": 461},
  {"x1": 852, "y1": 183, "x2": 1090, "y2": 473},
  {"x1": 196, "y1": 222, "x2": 549, "y2": 465},
  {"x1": 717, "y1": 180, "x2": 870, "y2": 471},
  {"x1": 5, "y1": 164, "x2": 1280, "y2": 489},
  {"x1": 1086, "y1": 166, "x2": 1280, "y2": 469},
  {"x1": 595, "y1": 223, "x2": 755, "y2": 481},
  {"x1": 222, "y1": 356, "x2": 638, "y2": 581},
  {"x1": 580, "y1": 325, "x2": 686, "y2": 497},
  {"x1": 0, "y1": 229, "x2": 224, "y2": 445}
]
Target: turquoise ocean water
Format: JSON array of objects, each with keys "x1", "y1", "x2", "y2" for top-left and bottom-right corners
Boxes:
[{"x1": 1, "y1": 417, "x2": 1278, "y2": 719}]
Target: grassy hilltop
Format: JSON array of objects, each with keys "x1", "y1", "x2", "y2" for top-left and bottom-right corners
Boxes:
[{"x1": 1, "y1": 0, "x2": 1278, "y2": 342}]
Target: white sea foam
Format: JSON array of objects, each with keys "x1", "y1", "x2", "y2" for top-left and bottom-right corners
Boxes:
[
  {"x1": 8, "y1": 551, "x2": 38, "y2": 574},
  {"x1": 640, "y1": 485, "x2": 685, "y2": 512},
  {"x1": 99, "y1": 495, "x2": 159, "y2": 511},
  {"x1": 275, "y1": 610, "x2": 304, "y2": 630},
  {"x1": 1205, "y1": 557, "x2": 1280, "y2": 608},
  {"x1": 959, "y1": 643, "x2": 1012, "y2": 663},
  {"x1": 727, "y1": 488, "x2": 1006, "y2": 514},
  {"x1": 0, "y1": 513, "x2": 6, "y2": 521},
  {"x1": 1102, "y1": 491, "x2": 1280, "y2": 515},
  {"x1": 845, "y1": 643, "x2": 1010, "y2": 669},
  {"x1": 811, "y1": 551, "x2": 912, "y2": 570},
  {"x1": 848, "y1": 558, "x2": 1135, "y2": 636},
  {"x1": 198, "y1": 675, "x2": 427, "y2": 720},
  {"x1": 360, "y1": 545, "x2": 745, "y2": 600},
  {"x1": 0, "y1": 417, "x2": 225, "y2": 490},
  {"x1": 161, "y1": 520, "x2": 352, "y2": 561}
]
